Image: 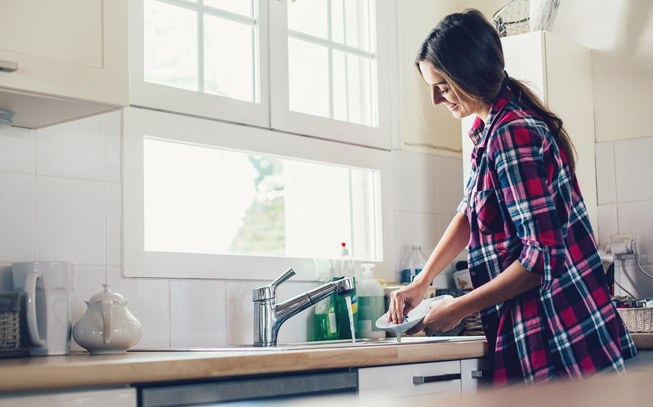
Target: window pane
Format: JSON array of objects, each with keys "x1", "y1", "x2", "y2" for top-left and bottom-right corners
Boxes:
[
  {"x1": 287, "y1": 0, "x2": 328, "y2": 39},
  {"x1": 344, "y1": 0, "x2": 372, "y2": 51},
  {"x1": 331, "y1": 0, "x2": 345, "y2": 44},
  {"x1": 204, "y1": 16, "x2": 255, "y2": 102},
  {"x1": 144, "y1": 0, "x2": 198, "y2": 91},
  {"x1": 143, "y1": 138, "x2": 380, "y2": 261},
  {"x1": 205, "y1": 0, "x2": 253, "y2": 17},
  {"x1": 332, "y1": 51, "x2": 374, "y2": 126},
  {"x1": 288, "y1": 38, "x2": 329, "y2": 118}
]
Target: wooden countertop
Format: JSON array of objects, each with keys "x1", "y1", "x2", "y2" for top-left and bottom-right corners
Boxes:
[{"x1": 0, "y1": 338, "x2": 487, "y2": 393}]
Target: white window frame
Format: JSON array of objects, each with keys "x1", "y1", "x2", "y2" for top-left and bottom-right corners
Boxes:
[
  {"x1": 269, "y1": 0, "x2": 392, "y2": 149},
  {"x1": 123, "y1": 107, "x2": 395, "y2": 281},
  {"x1": 128, "y1": 0, "x2": 270, "y2": 128}
]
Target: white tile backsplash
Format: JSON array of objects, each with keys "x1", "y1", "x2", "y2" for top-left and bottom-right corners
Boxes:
[
  {"x1": 105, "y1": 267, "x2": 171, "y2": 348},
  {"x1": 614, "y1": 137, "x2": 653, "y2": 202},
  {"x1": 36, "y1": 114, "x2": 106, "y2": 181},
  {"x1": 392, "y1": 150, "x2": 437, "y2": 213},
  {"x1": 596, "y1": 204, "x2": 618, "y2": 247},
  {"x1": 106, "y1": 182, "x2": 121, "y2": 266},
  {"x1": 36, "y1": 177, "x2": 106, "y2": 264},
  {"x1": 105, "y1": 110, "x2": 122, "y2": 183},
  {"x1": 170, "y1": 279, "x2": 226, "y2": 347},
  {"x1": 433, "y1": 155, "x2": 464, "y2": 215},
  {"x1": 617, "y1": 200, "x2": 653, "y2": 259},
  {"x1": 0, "y1": 126, "x2": 35, "y2": 174},
  {"x1": 595, "y1": 142, "x2": 616, "y2": 204},
  {"x1": 0, "y1": 173, "x2": 35, "y2": 262}
]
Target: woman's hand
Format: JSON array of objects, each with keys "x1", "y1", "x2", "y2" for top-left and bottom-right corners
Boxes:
[
  {"x1": 408, "y1": 296, "x2": 464, "y2": 336},
  {"x1": 388, "y1": 283, "x2": 427, "y2": 325}
]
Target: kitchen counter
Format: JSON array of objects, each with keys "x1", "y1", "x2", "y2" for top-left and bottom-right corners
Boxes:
[{"x1": 0, "y1": 338, "x2": 487, "y2": 393}]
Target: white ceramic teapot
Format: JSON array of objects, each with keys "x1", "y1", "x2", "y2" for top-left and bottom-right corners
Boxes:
[{"x1": 73, "y1": 284, "x2": 142, "y2": 354}]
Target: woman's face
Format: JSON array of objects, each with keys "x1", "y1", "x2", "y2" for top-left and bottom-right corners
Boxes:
[{"x1": 418, "y1": 61, "x2": 487, "y2": 120}]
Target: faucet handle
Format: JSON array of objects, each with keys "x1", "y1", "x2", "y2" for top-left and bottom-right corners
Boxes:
[
  {"x1": 271, "y1": 267, "x2": 295, "y2": 289},
  {"x1": 252, "y1": 267, "x2": 296, "y2": 302}
]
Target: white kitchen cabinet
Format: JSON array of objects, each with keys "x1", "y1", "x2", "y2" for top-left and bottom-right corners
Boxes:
[
  {"x1": 0, "y1": 0, "x2": 128, "y2": 129},
  {"x1": 0, "y1": 387, "x2": 137, "y2": 407},
  {"x1": 394, "y1": 0, "x2": 462, "y2": 157},
  {"x1": 358, "y1": 360, "x2": 462, "y2": 400},
  {"x1": 461, "y1": 30, "x2": 597, "y2": 232}
]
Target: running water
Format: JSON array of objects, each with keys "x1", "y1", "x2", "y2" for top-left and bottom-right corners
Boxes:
[{"x1": 345, "y1": 296, "x2": 356, "y2": 344}]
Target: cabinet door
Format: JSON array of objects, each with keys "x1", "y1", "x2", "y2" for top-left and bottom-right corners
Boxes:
[
  {"x1": 0, "y1": 387, "x2": 137, "y2": 407},
  {"x1": 358, "y1": 360, "x2": 461, "y2": 400},
  {"x1": 0, "y1": 0, "x2": 128, "y2": 128},
  {"x1": 460, "y1": 357, "x2": 493, "y2": 393}
]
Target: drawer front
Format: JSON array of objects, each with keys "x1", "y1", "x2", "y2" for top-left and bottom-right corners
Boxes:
[{"x1": 358, "y1": 361, "x2": 461, "y2": 398}]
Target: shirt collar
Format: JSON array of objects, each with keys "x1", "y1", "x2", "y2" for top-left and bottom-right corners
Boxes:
[{"x1": 466, "y1": 83, "x2": 512, "y2": 150}]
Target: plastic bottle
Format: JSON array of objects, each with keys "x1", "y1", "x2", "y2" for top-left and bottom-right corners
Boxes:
[
  {"x1": 356, "y1": 263, "x2": 386, "y2": 339},
  {"x1": 332, "y1": 242, "x2": 359, "y2": 340},
  {"x1": 400, "y1": 245, "x2": 428, "y2": 284},
  {"x1": 312, "y1": 258, "x2": 339, "y2": 341}
]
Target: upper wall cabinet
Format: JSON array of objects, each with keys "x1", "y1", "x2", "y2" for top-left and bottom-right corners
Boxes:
[
  {"x1": 128, "y1": 0, "x2": 392, "y2": 149},
  {"x1": 394, "y1": 0, "x2": 462, "y2": 157},
  {"x1": 0, "y1": 0, "x2": 128, "y2": 129},
  {"x1": 461, "y1": 31, "x2": 597, "y2": 232}
]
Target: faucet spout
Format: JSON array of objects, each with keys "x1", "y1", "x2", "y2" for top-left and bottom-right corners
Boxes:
[{"x1": 253, "y1": 270, "x2": 355, "y2": 347}]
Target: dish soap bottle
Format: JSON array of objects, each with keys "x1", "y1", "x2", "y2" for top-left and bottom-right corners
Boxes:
[
  {"x1": 356, "y1": 263, "x2": 386, "y2": 339},
  {"x1": 313, "y1": 258, "x2": 339, "y2": 340},
  {"x1": 333, "y1": 242, "x2": 358, "y2": 340}
]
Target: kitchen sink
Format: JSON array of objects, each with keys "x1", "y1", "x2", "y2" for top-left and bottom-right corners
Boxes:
[{"x1": 130, "y1": 335, "x2": 485, "y2": 353}]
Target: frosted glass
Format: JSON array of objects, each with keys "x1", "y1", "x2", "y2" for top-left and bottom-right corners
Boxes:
[{"x1": 288, "y1": 39, "x2": 329, "y2": 118}]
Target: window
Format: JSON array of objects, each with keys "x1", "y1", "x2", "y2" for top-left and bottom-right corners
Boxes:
[
  {"x1": 123, "y1": 107, "x2": 394, "y2": 281},
  {"x1": 129, "y1": 0, "x2": 270, "y2": 127},
  {"x1": 130, "y1": 0, "x2": 391, "y2": 148},
  {"x1": 142, "y1": 138, "x2": 380, "y2": 260}
]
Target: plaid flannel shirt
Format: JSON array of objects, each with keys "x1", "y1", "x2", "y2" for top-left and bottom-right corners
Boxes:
[{"x1": 458, "y1": 84, "x2": 637, "y2": 385}]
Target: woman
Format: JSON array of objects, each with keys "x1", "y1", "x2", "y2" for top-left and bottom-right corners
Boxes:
[{"x1": 388, "y1": 9, "x2": 637, "y2": 385}]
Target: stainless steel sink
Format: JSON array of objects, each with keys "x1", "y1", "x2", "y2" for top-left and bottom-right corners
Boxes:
[{"x1": 130, "y1": 335, "x2": 485, "y2": 353}]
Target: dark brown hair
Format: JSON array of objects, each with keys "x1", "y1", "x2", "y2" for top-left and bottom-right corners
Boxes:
[{"x1": 416, "y1": 9, "x2": 576, "y2": 173}]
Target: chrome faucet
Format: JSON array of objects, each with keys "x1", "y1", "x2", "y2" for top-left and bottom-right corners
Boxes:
[{"x1": 253, "y1": 267, "x2": 355, "y2": 347}]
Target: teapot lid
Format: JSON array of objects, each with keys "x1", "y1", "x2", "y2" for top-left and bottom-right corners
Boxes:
[{"x1": 89, "y1": 284, "x2": 127, "y2": 303}]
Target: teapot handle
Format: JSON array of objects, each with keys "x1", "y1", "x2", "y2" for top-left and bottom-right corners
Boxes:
[{"x1": 102, "y1": 300, "x2": 113, "y2": 344}]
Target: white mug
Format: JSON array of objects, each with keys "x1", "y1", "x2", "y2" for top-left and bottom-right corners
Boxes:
[{"x1": 11, "y1": 261, "x2": 75, "y2": 356}]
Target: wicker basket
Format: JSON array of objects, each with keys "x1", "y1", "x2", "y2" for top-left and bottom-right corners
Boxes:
[
  {"x1": 0, "y1": 292, "x2": 21, "y2": 351},
  {"x1": 618, "y1": 308, "x2": 653, "y2": 333}
]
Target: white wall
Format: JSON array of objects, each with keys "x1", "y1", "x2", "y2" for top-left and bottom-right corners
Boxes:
[{"x1": 0, "y1": 110, "x2": 460, "y2": 348}]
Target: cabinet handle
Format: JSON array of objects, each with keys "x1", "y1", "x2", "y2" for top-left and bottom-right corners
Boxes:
[
  {"x1": 412, "y1": 373, "x2": 461, "y2": 385},
  {"x1": 0, "y1": 60, "x2": 18, "y2": 73},
  {"x1": 470, "y1": 370, "x2": 484, "y2": 378}
]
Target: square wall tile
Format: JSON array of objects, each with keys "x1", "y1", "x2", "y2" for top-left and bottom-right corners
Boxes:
[
  {"x1": 106, "y1": 110, "x2": 122, "y2": 183},
  {"x1": 36, "y1": 177, "x2": 105, "y2": 265},
  {"x1": 0, "y1": 173, "x2": 35, "y2": 262},
  {"x1": 170, "y1": 279, "x2": 226, "y2": 348},
  {"x1": 617, "y1": 200, "x2": 653, "y2": 260},
  {"x1": 392, "y1": 150, "x2": 436, "y2": 213},
  {"x1": 433, "y1": 156, "x2": 463, "y2": 215},
  {"x1": 106, "y1": 267, "x2": 170, "y2": 348},
  {"x1": 596, "y1": 204, "x2": 618, "y2": 248},
  {"x1": 36, "y1": 114, "x2": 106, "y2": 181},
  {"x1": 0, "y1": 126, "x2": 35, "y2": 173},
  {"x1": 595, "y1": 142, "x2": 616, "y2": 204},
  {"x1": 614, "y1": 137, "x2": 653, "y2": 202},
  {"x1": 106, "y1": 182, "x2": 121, "y2": 266},
  {"x1": 225, "y1": 280, "x2": 317, "y2": 346}
]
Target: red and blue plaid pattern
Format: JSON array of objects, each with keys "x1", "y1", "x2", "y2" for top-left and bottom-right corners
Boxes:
[{"x1": 458, "y1": 84, "x2": 637, "y2": 385}]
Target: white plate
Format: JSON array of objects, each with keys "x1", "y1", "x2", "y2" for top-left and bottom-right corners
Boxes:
[{"x1": 375, "y1": 295, "x2": 453, "y2": 341}]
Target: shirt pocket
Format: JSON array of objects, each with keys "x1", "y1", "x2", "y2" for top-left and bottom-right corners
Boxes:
[{"x1": 472, "y1": 188, "x2": 505, "y2": 235}]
